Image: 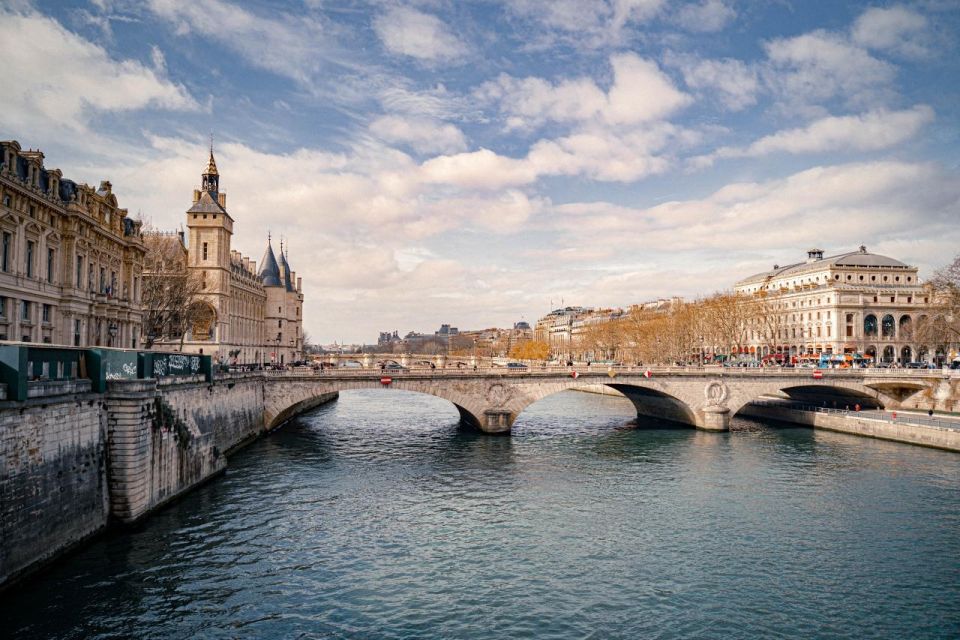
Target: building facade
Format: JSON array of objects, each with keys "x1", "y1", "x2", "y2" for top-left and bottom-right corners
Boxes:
[
  {"x1": 0, "y1": 140, "x2": 145, "y2": 348},
  {"x1": 734, "y1": 247, "x2": 942, "y2": 364},
  {"x1": 146, "y1": 151, "x2": 304, "y2": 365}
]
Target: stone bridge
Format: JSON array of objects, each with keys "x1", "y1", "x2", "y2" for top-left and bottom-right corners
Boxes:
[{"x1": 263, "y1": 367, "x2": 952, "y2": 434}]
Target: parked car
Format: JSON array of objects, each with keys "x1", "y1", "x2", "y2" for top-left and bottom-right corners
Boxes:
[
  {"x1": 506, "y1": 362, "x2": 528, "y2": 370},
  {"x1": 383, "y1": 363, "x2": 409, "y2": 371}
]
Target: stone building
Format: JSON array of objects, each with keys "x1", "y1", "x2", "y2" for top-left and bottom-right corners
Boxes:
[
  {"x1": 146, "y1": 150, "x2": 304, "y2": 365},
  {"x1": 734, "y1": 247, "x2": 943, "y2": 364},
  {"x1": 533, "y1": 306, "x2": 592, "y2": 361},
  {"x1": 0, "y1": 140, "x2": 145, "y2": 347},
  {"x1": 258, "y1": 238, "x2": 305, "y2": 365}
]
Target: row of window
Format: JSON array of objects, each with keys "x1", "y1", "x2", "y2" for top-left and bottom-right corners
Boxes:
[
  {"x1": 1, "y1": 232, "x2": 56, "y2": 283},
  {"x1": 0, "y1": 296, "x2": 53, "y2": 323},
  {"x1": 1, "y1": 232, "x2": 140, "y2": 300}
]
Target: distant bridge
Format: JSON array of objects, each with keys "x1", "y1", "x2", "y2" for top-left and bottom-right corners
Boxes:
[{"x1": 262, "y1": 366, "x2": 953, "y2": 434}]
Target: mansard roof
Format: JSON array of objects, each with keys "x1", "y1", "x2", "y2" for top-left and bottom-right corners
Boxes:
[
  {"x1": 258, "y1": 241, "x2": 282, "y2": 287},
  {"x1": 737, "y1": 247, "x2": 914, "y2": 286}
]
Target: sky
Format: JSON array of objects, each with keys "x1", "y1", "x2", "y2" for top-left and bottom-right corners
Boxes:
[{"x1": 1, "y1": 0, "x2": 959, "y2": 344}]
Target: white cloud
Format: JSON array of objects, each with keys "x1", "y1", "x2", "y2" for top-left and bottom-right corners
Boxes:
[
  {"x1": 369, "y1": 115, "x2": 467, "y2": 155},
  {"x1": 373, "y1": 6, "x2": 468, "y2": 62},
  {"x1": 0, "y1": 10, "x2": 198, "y2": 135},
  {"x1": 419, "y1": 119, "x2": 686, "y2": 189},
  {"x1": 504, "y1": 0, "x2": 664, "y2": 48},
  {"x1": 421, "y1": 149, "x2": 536, "y2": 189},
  {"x1": 508, "y1": 0, "x2": 663, "y2": 32},
  {"x1": 673, "y1": 0, "x2": 735, "y2": 33},
  {"x1": 478, "y1": 53, "x2": 690, "y2": 129},
  {"x1": 852, "y1": 5, "x2": 931, "y2": 59},
  {"x1": 692, "y1": 105, "x2": 935, "y2": 167},
  {"x1": 764, "y1": 30, "x2": 897, "y2": 113},
  {"x1": 667, "y1": 54, "x2": 759, "y2": 110},
  {"x1": 545, "y1": 161, "x2": 960, "y2": 275},
  {"x1": 145, "y1": 0, "x2": 348, "y2": 87}
]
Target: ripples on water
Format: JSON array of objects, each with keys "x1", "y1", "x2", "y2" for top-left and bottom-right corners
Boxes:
[{"x1": 3, "y1": 389, "x2": 960, "y2": 639}]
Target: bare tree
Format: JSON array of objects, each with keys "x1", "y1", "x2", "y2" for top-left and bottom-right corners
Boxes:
[
  {"x1": 141, "y1": 229, "x2": 205, "y2": 350},
  {"x1": 922, "y1": 255, "x2": 960, "y2": 343}
]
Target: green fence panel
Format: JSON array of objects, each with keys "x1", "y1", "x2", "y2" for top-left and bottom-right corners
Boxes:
[
  {"x1": 97, "y1": 349, "x2": 139, "y2": 382},
  {"x1": 27, "y1": 347, "x2": 84, "y2": 383},
  {"x1": 0, "y1": 345, "x2": 28, "y2": 402}
]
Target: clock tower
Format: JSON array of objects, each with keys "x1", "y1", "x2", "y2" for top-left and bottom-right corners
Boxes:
[{"x1": 185, "y1": 146, "x2": 234, "y2": 345}]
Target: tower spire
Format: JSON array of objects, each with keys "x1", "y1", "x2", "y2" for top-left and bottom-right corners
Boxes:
[{"x1": 201, "y1": 133, "x2": 219, "y2": 193}]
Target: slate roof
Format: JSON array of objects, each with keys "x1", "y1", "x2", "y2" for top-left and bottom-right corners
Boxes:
[
  {"x1": 258, "y1": 241, "x2": 282, "y2": 287},
  {"x1": 186, "y1": 189, "x2": 228, "y2": 215},
  {"x1": 279, "y1": 251, "x2": 295, "y2": 292},
  {"x1": 737, "y1": 248, "x2": 913, "y2": 286}
]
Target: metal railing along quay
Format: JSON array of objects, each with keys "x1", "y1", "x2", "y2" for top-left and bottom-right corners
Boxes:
[
  {"x1": 749, "y1": 399, "x2": 960, "y2": 432},
  {"x1": 256, "y1": 364, "x2": 960, "y2": 379}
]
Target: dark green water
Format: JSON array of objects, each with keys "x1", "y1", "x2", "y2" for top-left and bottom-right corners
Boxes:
[{"x1": 3, "y1": 389, "x2": 960, "y2": 639}]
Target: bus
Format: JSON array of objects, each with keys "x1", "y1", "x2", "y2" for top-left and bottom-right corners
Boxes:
[{"x1": 818, "y1": 353, "x2": 872, "y2": 368}]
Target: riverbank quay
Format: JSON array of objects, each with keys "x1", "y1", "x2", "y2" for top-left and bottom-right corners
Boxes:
[
  {"x1": 739, "y1": 401, "x2": 960, "y2": 452},
  {"x1": 0, "y1": 344, "x2": 337, "y2": 591}
]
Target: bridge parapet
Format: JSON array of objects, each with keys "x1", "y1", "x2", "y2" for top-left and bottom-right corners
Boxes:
[{"x1": 258, "y1": 365, "x2": 953, "y2": 434}]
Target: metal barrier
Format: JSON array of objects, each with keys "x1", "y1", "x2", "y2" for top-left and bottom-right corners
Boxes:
[
  {"x1": 257, "y1": 364, "x2": 958, "y2": 379},
  {"x1": 0, "y1": 343, "x2": 213, "y2": 401},
  {"x1": 749, "y1": 399, "x2": 960, "y2": 431}
]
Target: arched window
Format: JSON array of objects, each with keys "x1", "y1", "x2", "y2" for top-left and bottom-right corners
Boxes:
[
  {"x1": 881, "y1": 314, "x2": 895, "y2": 338},
  {"x1": 882, "y1": 345, "x2": 895, "y2": 363},
  {"x1": 898, "y1": 315, "x2": 912, "y2": 339},
  {"x1": 864, "y1": 314, "x2": 878, "y2": 337}
]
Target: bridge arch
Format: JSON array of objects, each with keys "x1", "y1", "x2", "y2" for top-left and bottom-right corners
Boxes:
[
  {"x1": 264, "y1": 378, "x2": 494, "y2": 432},
  {"x1": 507, "y1": 382, "x2": 700, "y2": 430}
]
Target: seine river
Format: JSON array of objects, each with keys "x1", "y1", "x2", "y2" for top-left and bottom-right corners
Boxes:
[{"x1": 4, "y1": 389, "x2": 960, "y2": 639}]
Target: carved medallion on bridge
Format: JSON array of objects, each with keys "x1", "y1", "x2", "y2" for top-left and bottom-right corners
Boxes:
[
  {"x1": 704, "y1": 380, "x2": 729, "y2": 407},
  {"x1": 486, "y1": 383, "x2": 512, "y2": 408}
]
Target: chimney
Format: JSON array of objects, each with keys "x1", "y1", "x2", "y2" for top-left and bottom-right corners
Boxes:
[
  {"x1": 297, "y1": 276, "x2": 302, "y2": 292},
  {"x1": 218, "y1": 193, "x2": 226, "y2": 208},
  {"x1": 193, "y1": 189, "x2": 201, "y2": 203}
]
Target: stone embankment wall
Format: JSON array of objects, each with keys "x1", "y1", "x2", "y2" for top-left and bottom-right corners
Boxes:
[
  {"x1": 0, "y1": 383, "x2": 107, "y2": 586},
  {"x1": 739, "y1": 404, "x2": 960, "y2": 452},
  {"x1": 0, "y1": 374, "x2": 336, "y2": 589}
]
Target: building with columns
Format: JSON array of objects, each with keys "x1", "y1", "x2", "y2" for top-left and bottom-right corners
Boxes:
[
  {"x1": 145, "y1": 149, "x2": 304, "y2": 365},
  {"x1": 734, "y1": 247, "x2": 944, "y2": 364},
  {"x1": 0, "y1": 140, "x2": 145, "y2": 348}
]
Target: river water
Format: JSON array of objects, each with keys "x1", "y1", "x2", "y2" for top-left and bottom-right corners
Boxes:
[{"x1": 4, "y1": 389, "x2": 960, "y2": 639}]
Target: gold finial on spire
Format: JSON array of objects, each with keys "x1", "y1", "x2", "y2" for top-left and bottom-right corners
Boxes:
[{"x1": 205, "y1": 133, "x2": 218, "y2": 176}]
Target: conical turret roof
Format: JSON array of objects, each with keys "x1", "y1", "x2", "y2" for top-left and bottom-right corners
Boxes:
[
  {"x1": 258, "y1": 239, "x2": 282, "y2": 287},
  {"x1": 279, "y1": 247, "x2": 295, "y2": 292}
]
